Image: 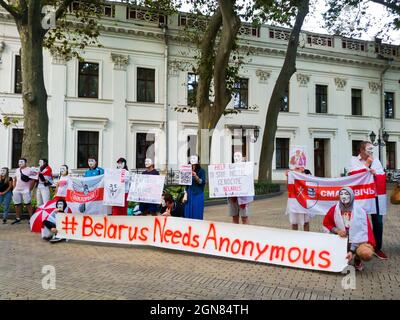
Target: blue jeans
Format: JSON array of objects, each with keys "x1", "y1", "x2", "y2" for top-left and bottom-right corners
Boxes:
[{"x1": 0, "y1": 191, "x2": 12, "y2": 220}]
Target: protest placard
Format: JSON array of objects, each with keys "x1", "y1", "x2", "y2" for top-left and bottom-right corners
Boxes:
[
  {"x1": 208, "y1": 162, "x2": 255, "y2": 198},
  {"x1": 103, "y1": 169, "x2": 126, "y2": 207},
  {"x1": 127, "y1": 174, "x2": 165, "y2": 204}
]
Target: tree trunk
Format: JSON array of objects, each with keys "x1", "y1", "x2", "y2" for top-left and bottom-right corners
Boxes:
[
  {"x1": 258, "y1": 0, "x2": 309, "y2": 182},
  {"x1": 196, "y1": 0, "x2": 241, "y2": 165},
  {"x1": 17, "y1": 4, "x2": 49, "y2": 166}
]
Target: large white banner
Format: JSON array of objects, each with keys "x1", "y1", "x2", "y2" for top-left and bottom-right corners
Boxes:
[
  {"x1": 287, "y1": 171, "x2": 377, "y2": 217},
  {"x1": 103, "y1": 169, "x2": 126, "y2": 207},
  {"x1": 208, "y1": 162, "x2": 255, "y2": 198},
  {"x1": 65, "y1": 175, "x2": 108, "y2": 215},
  {"x1": 127, "y1": 174, "x2": 165, "y2": 204},
  {"x1": 56, "y1": 214, "x2": 348, "y2": 273}
]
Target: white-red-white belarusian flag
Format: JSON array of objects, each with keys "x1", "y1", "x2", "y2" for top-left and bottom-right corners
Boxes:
[
  {"x1": 287, "y1": 171, "x2": 377, "y2": 217},
  {"x1": 66, "y1": 175, "x2": 107, "y2": 214}
]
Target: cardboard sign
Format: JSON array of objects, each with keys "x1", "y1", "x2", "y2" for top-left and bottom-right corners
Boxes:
[
  {"x1": 103, "y1": 169, "x2": 126, "y2": 207},
  {"x1": 208, "y1": 162, "x2": 255, "y2": 198},
  {"x1": 179, "y1": 165, "x2": 192, "y2": 186},
  {"x1": 127, "y1": 174, "x2": 165, "y2": 204},
  {"x1": 56, "y1": 214, "x2": 348, "y2": 273}
]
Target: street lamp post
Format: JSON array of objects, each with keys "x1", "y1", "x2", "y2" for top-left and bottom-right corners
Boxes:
[{"x1": 369, "y1": 130, "x2": 389, "y2": 164}]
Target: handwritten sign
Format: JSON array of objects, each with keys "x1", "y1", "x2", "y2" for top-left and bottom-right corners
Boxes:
[
  {"x1": 127, "y1": 174, "x2": 165, "y2": 204},
  {"x1": 103, "y1": 169, "x2": 126, "y2": 207},
  {"x1": 208, "y1": 162, "x2": 255, "y2": 198},
  {"x1": 179, "y1": 165, "x2": 192, "y2": 186},
  {"x1": 56, "y1": 214, "x2": 348, "y2": 273}
]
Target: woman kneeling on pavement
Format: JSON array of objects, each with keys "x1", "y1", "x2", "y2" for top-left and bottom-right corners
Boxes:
[{"x1": 323, "y1": 187, "x2": 375, "y2": 271}]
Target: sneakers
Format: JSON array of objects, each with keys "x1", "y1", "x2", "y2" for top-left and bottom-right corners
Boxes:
[
  {"x1": 49, "y1": 235, "x2": 65, "y2": 243},
  {"x1": 11, "y1": 218, "x2": 21, "y2": 225},
  {"x1": 2, "y1": 219, "x2": 6, "y2": 224},
  {"x1": 354, "y1": 259, "x2": 364, "y2": 271},
  {"x1": 374, "y1": 250, "x2": 389, "y2": 260}
]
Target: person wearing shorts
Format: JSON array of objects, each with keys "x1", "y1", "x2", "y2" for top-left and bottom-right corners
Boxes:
[
  {"x1": 12, "y1": 158, "x2": 35, "y2": 225},
  {"x1": 228, "y1": 197, "x2": 251, "y2": 224}
]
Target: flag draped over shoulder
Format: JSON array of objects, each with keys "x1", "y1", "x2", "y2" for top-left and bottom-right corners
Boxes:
[
  {"x1": 287, "y1": 171, "x2": 377, "y2": 217},
  {"x1": 66, "y1": 175, "x2": 108, "y2": 215}
]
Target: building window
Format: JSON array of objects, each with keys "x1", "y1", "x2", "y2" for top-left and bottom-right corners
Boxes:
[
  {"x1": 187, "y1": 73, "x2": 199, "y2": 107},
  {"x1": 136, "y1": 132, "x2": 155, "y2": 168},
  {"x1": 187, "y1": 135, "x2": 197, "y2": 159},
  {"x1": 351, "y1": 89, "x2": 362, "y2": 116},
  {"x1": 78, "y1": 62, "x2": 99, "y2": 98},
  {"x1": 385, "y1": 92, "x2": 395, "y2": 119},
  {"x1": 233, "y1": 78, "x2": 249, "y2": 109},
  {"x1": 77, "y1": 131, "x2": 99, "y2": 169},
  {"x1": 386, "y1": 142, "x2": 396, "y2": 170},
  {"x1": 103, "y1": 5, "x2": 115, "y2": 17},
  {"x1": 231, "y1": 128, "x2": 247, "y2": 162},
  {"x1": 280, "y1": 85, "x2": 289, "y2": 112},
  {"x1": 315, "y1": 85, "x2": 328, "y2": 113},
  {"x1": 14, "y1": 55, "x2": 22, "y2": 94},
  {"x1": 137, "y1": 68, "x2": 155, "y2": 103},
  {"x1": 352, "y1": 140, "x2": 363, "y2": 157},
  {"x1": 11, "y1": 128, "x2": 23, "y2": 168},
  {"x1": 276, "y1": 138, "x2": 289, "y2": 169}
]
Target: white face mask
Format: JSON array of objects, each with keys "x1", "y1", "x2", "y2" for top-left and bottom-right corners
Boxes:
[
  {"x1": 189, "y1": 155, "x2": 198, "y2": 165},
  {"x1": 161, "y1": 199, "x2": 166, "y2": 207},
  {"x1": 88, "y1": 159, "x2": 96, "y2": 168},
  {"x1": 60, "y1": 166, "x2": 67, "y2": 176},
  {"x1": 145, "y1": 159, "x2": 153, "y2": 168},
  {"x1": 117, "y1": 162, "x2": 125, "y2": 169},
  {"x1": 39, "y1": 160, "x2": 44, "y2": 167},
  {"x1": 233, "y1": 152, "x2": 243, "y2": 163},
  {"x1": 366, "y1": 146, "x2": 374, "y2": 156},
  {"x1": 339, "y1": 190, "x2": 351, "y2": 205},
  {"x1": 0, "y1": 169, "x2": 6, "y2": 176},
  {"x1": 57, "y1": 203, "x2": 64, "y2": 210},
  {"x1": 18, "y1": 160, "x2": 26, "y2": 168}
]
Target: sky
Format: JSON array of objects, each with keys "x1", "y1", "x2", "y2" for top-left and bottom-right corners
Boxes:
[{"x1": 179, "y1": 0, "x2": 400, "y2": 45}]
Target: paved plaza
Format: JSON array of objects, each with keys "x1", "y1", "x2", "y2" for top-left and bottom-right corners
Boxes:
[{"x1": 0, "y1": 192, "x2": 399, "y2": 300}]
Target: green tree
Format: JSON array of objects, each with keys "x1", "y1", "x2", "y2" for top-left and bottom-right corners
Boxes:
[
  {"x1": 0, "y1": 0, "x2": 102, "y2": 165},
  {"x1": 257, "y1": 0, "x2": 310, "y2": 182}
]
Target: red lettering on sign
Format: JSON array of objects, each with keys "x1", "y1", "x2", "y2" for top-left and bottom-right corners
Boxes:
[
  {"x1": 107, "y1": 224, "x2": 118, "y2": 239},
  {"x1": 255, "y1": 243, "x2": 269, "y2": 261},
  {"x1": 318, "y1": 250, "x2": 332, "y2": 269},
  {"x1": 203, "y1": 224, "x2": 218, "y2": 250},
  {"x1": 82, "y1": 216, "x2": 94, "y2": 237},
  {"x1": 139, "y1": 227, "x2": 149, "y2": 242},
  {"x1": 231, "y1": 239, "x2": 242, "y2": 255},
  {"x1": 269, "y1": 246, "x2": 286, "y2": 262},
  {"x1": 288, "y1": 247, "x2": 302, "y2": 263},
  {"x1": 302, "y1": 249, "x2": 316, "y2": 267},
  {"x1": 94, "y1": 222, "x2": 103, "y2": 237},
  {"x1": 171, "y1": 230, "x2": 182, "y2": 245},
  {"x1": 218, "y1": 236, "x2": 231, "y2": 252},
  {"x1": 242, "y1": 240, "x2": 255, "y2": 256}
]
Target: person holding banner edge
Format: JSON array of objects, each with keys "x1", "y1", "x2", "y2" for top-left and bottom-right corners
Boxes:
[
  {"x1": 323, "y1": 187, "x2": 375, "y2": 271},
  {"x1": 184, "y1": 155, "x2": 206, "y2": 220},
  {"x1": 348, "y1": 141, "x2": 388, "y2": 260},
  {"x1": 138, "y1": 158, "x2": 159, "y2": 216},
  {"x1": 111, "y1": 158, "x2": 130, "y2": 216},
  {"x1": 228, "y1": 152, "x2": 253, "y2": 224}
]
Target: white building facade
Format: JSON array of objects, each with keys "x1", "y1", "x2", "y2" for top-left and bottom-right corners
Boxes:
[{"x1": 0, "y1": 3, "x2": 399, "y2": 181}]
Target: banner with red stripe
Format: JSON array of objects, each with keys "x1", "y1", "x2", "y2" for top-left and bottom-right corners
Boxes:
[{"x1": 287, "y1": 171, "x2": 378, "y2": 217}]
